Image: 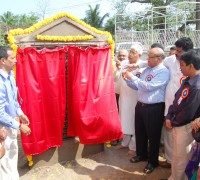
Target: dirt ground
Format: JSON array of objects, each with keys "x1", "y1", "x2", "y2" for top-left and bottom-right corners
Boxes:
[{"x1": 18, "y1": 144, "x2": 171, "y2": 180}]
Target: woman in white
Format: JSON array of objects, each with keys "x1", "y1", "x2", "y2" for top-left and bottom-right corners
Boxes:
[{"x1": 114, "y1": 43, "x2": 144, "y2": 155}]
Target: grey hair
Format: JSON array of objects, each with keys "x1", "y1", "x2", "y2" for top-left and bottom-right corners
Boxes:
[{"x1": 130, "y1": 43, "x2": 144, "y2": 55}]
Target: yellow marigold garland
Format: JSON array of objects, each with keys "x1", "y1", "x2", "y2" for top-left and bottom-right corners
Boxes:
[
  {"x1": 7, "y1": 12, "x2": 114, "y2": 61},
  {"x1": 36, "y1": 34, "x2": 94, "y2": 42}
]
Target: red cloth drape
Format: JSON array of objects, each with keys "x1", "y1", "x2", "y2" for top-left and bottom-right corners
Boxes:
[
  {"x1": 16, "y1": 47, "x2": 66, "y2": 155},
  {"x1": 67, "y1": 46, "x2": 123, "y2": 144}
]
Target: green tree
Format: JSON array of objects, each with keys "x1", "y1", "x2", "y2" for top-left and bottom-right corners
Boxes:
[
  {"x1": 0, "y1": 11, "x2": 17, "y2": 26},
  {"x1": 113, "y1": 0, "x2": 200, "y2": 31},
  {"x1": 0, "y1": 11, "x2": 39, "y2": 46},
  {"x1": 0, "y1": 11, "x2": 39, "y2": 27},
  {"x1": 104, "y1": 16, "x2": 115, "y2": 37},
  {"x1": 111, "y1": 0, "x2": 130, "y2": 14},
  {"x1": 83, "y1": 4, "x2": 109, "y2": 29},
  {"x1": 0, "y1": 29, "x2": 8, "y2": 46},
  {"x1": 16, "y1": 13, "x2": 39, "y2": 26}
]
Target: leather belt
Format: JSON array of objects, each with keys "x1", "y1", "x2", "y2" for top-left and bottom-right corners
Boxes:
[{"x1": 137, "y1": 101, "x2": 164, "y2": 107}]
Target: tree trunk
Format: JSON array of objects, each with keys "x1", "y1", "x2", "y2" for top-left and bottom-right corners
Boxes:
[{"x1": 196, "y1": 0, "x2": 200, "y2": 30}]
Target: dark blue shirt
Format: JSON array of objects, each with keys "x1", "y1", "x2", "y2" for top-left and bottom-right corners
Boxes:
[{"x1": 166, "y1": 74, "x2": 200, "y2": 126}]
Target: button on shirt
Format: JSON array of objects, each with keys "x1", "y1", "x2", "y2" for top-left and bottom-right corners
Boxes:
[
  {"x1": 125, "y1": 63, "x2": 170, "y2": 104},
  {"x1": 0, "y1": 69, "x2": 23, "y2": 129},
  {"x1": 166, "y1": 74, "x2": 200, "y2": 127}
]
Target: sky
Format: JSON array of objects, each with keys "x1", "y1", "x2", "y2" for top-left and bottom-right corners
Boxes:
[
  {"x1": 1, "y1": 0, "x2": 113, "y2": 19},
  {"x1": 0, "y1": 0, "x2": 148, "y2": 20}
]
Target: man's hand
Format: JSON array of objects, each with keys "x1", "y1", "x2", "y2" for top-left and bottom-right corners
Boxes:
[
  {"x1": 165, "y1": 119, "x2": 173, "y2": 129},
  {"x1": 122, "y1": 71, "x2": 134, "y2": 80},
  {"x1": 20, "y1": 124, "x2": 31, "y2": 136},
  {"x1": 192, "y1": 117, "x2": 200, "y2": 133},
  {"x1": 20, "y1": 114, "x2": 30, "y2": 125},
  {"x1": 124, "y1": 64, "x2": 139, "y2": 71},
  {"x1": 116, "y1": 60, "x2": 121, "y2": 70},
  {"x1": 0, "y1": 128, "x2": 7, "y2": 142},
  {"x1": 0, "y1": 141, "x2": 5, "y2": 158}
]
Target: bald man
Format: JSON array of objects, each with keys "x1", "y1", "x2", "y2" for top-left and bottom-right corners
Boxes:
[{"x1": 123, "y1": 47, "x2": 169, "y2": 174}]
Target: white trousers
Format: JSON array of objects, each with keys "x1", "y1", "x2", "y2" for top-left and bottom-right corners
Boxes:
[
  {"x1": 168, "y1": 123, "x2": 193, "y2": 180},
  {"x1": 163, "y1": 126, "x2": 173, "y2": 163},
  {"x1": 0, "y1": 126, "x2": 19, "y2": 180},
  {"x1": 121, "y1": 134, "x2": 136, "y2": 151}
]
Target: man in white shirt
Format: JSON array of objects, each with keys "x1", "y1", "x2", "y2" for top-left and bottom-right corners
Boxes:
[{"x1": 159, "y1": 37, "x2": 194, "y2": 168}]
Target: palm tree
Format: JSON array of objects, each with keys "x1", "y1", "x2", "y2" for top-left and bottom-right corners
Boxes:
[
  {"x1": 0, "y1": 11, "x2": 17, "y2": 26},
  {"x1": 17, "y1": 13, "x2": 39, "y2": 26},
  {"x1": 83, "y1": 4, "x2": 109, "y2": 29}
]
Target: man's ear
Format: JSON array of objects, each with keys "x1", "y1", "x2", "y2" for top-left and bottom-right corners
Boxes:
[
  {"x1": 0, "y1": 58, "x2": 5, "y2": 64},
  {"x1": 189, "y1": 63, "x2": 194, "y2": 69}
]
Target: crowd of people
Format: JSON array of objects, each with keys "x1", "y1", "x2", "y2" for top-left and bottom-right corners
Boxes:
[{"x1": 114, "y1": 37, "x2": 200, "y2": 180}]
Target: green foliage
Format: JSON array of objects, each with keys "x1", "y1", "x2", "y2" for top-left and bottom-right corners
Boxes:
[
  {"x1": 114, "y1": 0, "x2": 200, "y2": 32},
  {"x1": 0, "y1": 11, "x2": 17, "y2": 26},
  {"x1": 16, "y1": 13, "x2": 39, "y2": 26},
  {"x1": 0, "y1": 11, "x2": 39, "y2": 27},
  {"x1": 104, "y1": 16, "x2": 115, "y2": 38},
  {"x1": 111, "y1": 0, "x2": 130, "y2": 14},
  {"x1": 82, "y1": 4, "x2": 109, "y2": 29},
  {"x1": 0, "y1": 11, "x2": 39, "y2": 46},
  {"x1": 0, "y1": 29, "x2": 9, "y2": 46}
]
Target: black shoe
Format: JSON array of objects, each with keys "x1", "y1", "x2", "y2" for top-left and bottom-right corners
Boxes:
[
  {"x1": 130, "y1": 156, "x2": 147, "y2": 163},
  {"x1": 143, "y1": 163, "x2": 157, "y2": 174}
]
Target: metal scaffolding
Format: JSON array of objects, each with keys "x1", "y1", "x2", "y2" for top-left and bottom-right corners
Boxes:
[{"x1": 115, "y1": 1, "x2": 200, "y2": 52}]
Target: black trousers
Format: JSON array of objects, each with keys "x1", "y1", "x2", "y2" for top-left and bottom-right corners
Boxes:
[{"x1": 135, "y1": 102, "x2": 165, "y2": 166}]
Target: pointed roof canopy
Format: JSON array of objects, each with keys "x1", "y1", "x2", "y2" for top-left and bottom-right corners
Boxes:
[{"x1": 8, "y1": 12, "x2": 114, "y2": 50}]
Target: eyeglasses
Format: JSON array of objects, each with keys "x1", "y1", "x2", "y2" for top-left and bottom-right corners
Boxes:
[
  {"x1": 148, "y1": 54, "x2": 165, "y2": 59},
  {"x1": 148, "y1": 56, "x2": 160, "y2": 59}
]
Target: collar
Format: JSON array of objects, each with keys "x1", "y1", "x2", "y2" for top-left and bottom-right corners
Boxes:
[
  {"x1": 0, "y1": 69, "x2": 14, "y2": 79},
  {"x1": 150, "y1": 63, "x2": 163, "y2": 72},
  {"x1": 187, "y1": 74, "x2": 200, "y2": 86}
]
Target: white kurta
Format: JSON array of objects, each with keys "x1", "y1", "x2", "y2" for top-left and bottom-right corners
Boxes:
[
  {"x1": 113, "y1": 62, "x2": 121, "y2": 94},
  {"x1": 163, "y1": 55, "x2": 185, "y2": 115},
  {"x1": 114, "y1": 60, "x2": 141, "y2": 135}
]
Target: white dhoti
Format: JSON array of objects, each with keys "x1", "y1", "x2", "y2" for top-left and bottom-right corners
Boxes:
[
  {"x1": 118, "y1": 62, "x2": 138, "y2": 151},
  {"x1": 121, "y1": 134, "x2": 136, "y2": 151}
]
